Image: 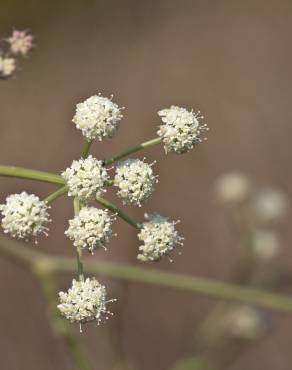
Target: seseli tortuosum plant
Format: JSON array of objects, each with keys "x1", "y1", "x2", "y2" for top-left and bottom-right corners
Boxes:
[{"x1": 0, "y1": 94, "x2": 208, "y2": 331}]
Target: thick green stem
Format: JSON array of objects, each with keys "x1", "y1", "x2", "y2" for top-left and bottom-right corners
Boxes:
[
  {"x1": 73, "y1": 197, "x2": 84, "y2": 281},
  {"x1": 104, "y1": 137, "x2": 162, "y2": 166},
  {"x1": 0, "y1": 165, "x2": 65, "y2": 185},
  {"x1": 81, "y1": 140, "x2": 93, "y2": 159},
  {"x1": 44, "y1": 185, "x2": 68, "y2": 204},
  {"x1": 1, "y1": 235, "x2": 292, "y2": 313},
  {"x1": 96, "y1": 196, "x2": 141, "y2": 229}
]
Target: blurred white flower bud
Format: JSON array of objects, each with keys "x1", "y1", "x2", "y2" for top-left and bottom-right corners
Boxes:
[
  {"x1": 215, "y1": 172, "x2": 252, "y2": 204},
  {"x1": 0, "y1": 55, "x2": 16, "y2": 78},
  {"x1": 252, "y1": 229, "x2": 280, "y2": 262}
]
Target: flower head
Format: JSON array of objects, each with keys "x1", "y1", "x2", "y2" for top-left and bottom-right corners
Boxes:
[
  {"x1": 58, "y1": 277, "x2": 114, "y2": 328},
  {"x1": 251, "y1": 188, "x2": 288, "y2": 224},
  {"x1": 65, "y1": 207, "x2": 115, "y2": 253},
  {"x1": 62, "y1": 155, "x2": 109, "y2": 200},
  {"x1": 8, "y1": 30, "x2": 34, "y2": 56},
  {"x1": 0, "y1": 192, "x2": 50, "y2": 241},
  {"x1": 157, "y1": 105, "x2": 208, "y2": 154},
  {"x1": 252, "y1": 230, "x2": 280, "y2": 262},
  {"x1": 72, "y1": 94, "x2": 123, "y2": 141},
  {"x1": 137, "y1": 213, "x2": 183, "y2": 262},
  {"x1": 114, "y1": 158, "x2": 158, "y2": 207},
  {"x1": 0, "y1": 55, "x2": 16, "y2": 78},
  {"x1": 215, "y1": 172, "x2": 252, "y2": 204}
]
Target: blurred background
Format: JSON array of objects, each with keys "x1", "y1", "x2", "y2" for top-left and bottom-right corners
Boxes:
[{"x1": 0, "y1": 0, "x2": 292, "y2": 369}]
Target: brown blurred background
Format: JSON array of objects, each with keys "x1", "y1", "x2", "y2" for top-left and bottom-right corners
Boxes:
[{"x1": 1, "y1": 0, "x2": 292, "y2": 369}]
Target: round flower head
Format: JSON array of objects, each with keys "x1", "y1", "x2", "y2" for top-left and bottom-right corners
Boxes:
[
  {"x1": 215, "y1": 172, "x2": 252, "y2": 204},
  {"x1": 0, "y1": 55, "x2": 16, "y2": 78},
  {"x1": 58, "y1": 277, "x2": 115, "y2": 330},
  {"x1": 114, "y1": 158, "x2": 158, "y2": 207},
  {"x1": 72, "y1": 94, "x2": 123, "y2": 141},
  {"x1": 157, "y1": 105, "x2": 208, "y2": 154},
  {"x1": 62, "y1": 155, "x2": 109, "y2": 200},
  {"x1": 65, "y1": 207, "x2": 115, "y2": 253},
  {"x1": 0, "y1": 192, "x2": 50, "y2": 242},
  {"x1": 137, "y1": 213, "x2": 183, "y2": 262},
  {"x1": 251, "y1": 188, "x2": 288, "y2": 224},
  {"x1": 8, "y1": 30, "x2": 34, "y2": 56},
  {"x1": 252, "y1": 229, "x2": 280, "y2": 262}
]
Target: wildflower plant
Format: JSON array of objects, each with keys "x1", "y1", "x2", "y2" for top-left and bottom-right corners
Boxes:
[{"x1": 0, "y1": 90, "x2": 208, "y2": 330}]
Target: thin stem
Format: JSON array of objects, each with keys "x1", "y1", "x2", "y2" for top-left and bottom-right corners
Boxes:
[
  {"x1": 95, "y1": 196, "x2": 141, "y2": 229},
  {"x1": 44, "y1": 185, "x2": 68, "y2": 204},
  {"x1": 74, "y1": 197, "x2": 84, "y2": 280},
  {"x1": 104, "y1": 137, "x2": 162, "y2": 166},
  {"x1": 0, "y1": 165, "x2": 65, "y2": 185},
  {"x1": 1, "y1": 235, "x2": 292, "y2": 313},
  {"x1": 81, "y1": 140, "x2": 93, "y2": 159}
]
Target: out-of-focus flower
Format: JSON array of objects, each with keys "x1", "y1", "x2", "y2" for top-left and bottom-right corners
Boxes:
[
  {"x1": 252, "y1": 229, "x2": 280, "y2": 262},
  {"x1": 0, "y1": 55, "x2": 16, "y2": 78},
  {"x1": 58, "y1": 277, "x2": 114, "y2": 329},
  {"x1": 251, "y1": 188, "x2": 288, "y2": 224},
  {"x1": 137, "y1": 213, "x2": 183, "y2": 262},
  {"x1": 8, "y1": 30, "x2": 34, "y2": 56},
  {"x1": 223, "y1": 305, "x2": 266, "y2": 340},
  {"x1": 114, "y1": 158, "x2": 158, "y2": 206},
  {"x1": 72, "y1": 94, "x2": 123, "y2": 141},
  {"x1": 215, "y1": 172, "x2": 252, "y2": 204},
  {"x1": 157, "y1": 105, "x2": 208, "y2": 154},
  {"x1": 65, "y1": 207, "x2": 115, "y2": 253},
  {"x1": 62, "y1": 155, "x2": 109, "y2": 200},
  {"x1": 0, "y1": 192, "x2": 50, "y2": 241}
]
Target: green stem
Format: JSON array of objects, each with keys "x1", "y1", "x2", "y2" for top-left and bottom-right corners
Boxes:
[
  {"x1": 1, "y1": 235, "x2": 292, "y2": 313},
  {"x1": 95, "y1": 196, "x2": 141, "y2": 229},
  {"x1": 81, "y1": 140, "x2": 93, "y2": 159},
  {"x1": 0, "y1": 165, "x2": 65, "y2": 185},
  {"x1": 74, "y1": 197, "x2": 84, "y2": 281},
  {"x1": 104, "y1": 137, "x2": 162, "y2": 166},
  {"x1": 44, "y1": 185, "x2": 68, "y2": 204}
]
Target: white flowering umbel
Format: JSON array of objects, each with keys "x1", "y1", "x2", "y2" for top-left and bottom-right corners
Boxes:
[
  {"x1": 8, "y1": 30, "x2": 34, "y2": 56},
  {"x1": 72, "y1": 94, "x2": 123, "y2": 141},
  {"x1": 137, "y1": 213, "x2": 183, "y2": 262},
  {"x1": 65, "y1": 207, "x2": 115, "y2": 253},
  {"x1": 0, "y1": 192, "x2": 50, "y2": 241},
  {"x1": 114, "y1": 158, "x2": 158, "y2": 207},
  {"x1": 58, "y1": 278, "x2": 114, "y2": 328},
  {"x1": 0, "y1": 55, "x2": 16, "y2": 78},
  {"x1": 157, "y1": 105, "x2": 208, "y2": 154},
  {"x1": 62, "y1": 155, "x2": 109, "y2": 200}
]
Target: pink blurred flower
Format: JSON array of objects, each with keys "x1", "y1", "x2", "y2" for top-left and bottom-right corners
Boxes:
[{"x1": 8, "y1": 30, "x2": 34, "y2": 56}]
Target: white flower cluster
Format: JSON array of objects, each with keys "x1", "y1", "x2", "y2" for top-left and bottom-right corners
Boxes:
[
  {"x1": 62, "y1": 155, "x2": 108, "y2": 200},
  {"x1": 65, "y1": 207, "x2": 114, "y2": 253},
  {"x1": 0, "y1": 29, "x2": 34, "y2": 79},
  {"x1": 58, "y1": 277, "x2": 113, "y2": 326},
  {"x1": 72, "y1": 94, "x2": 123, "y2": 141},
  {"x1": 114, "y1": 159, "x2": 158, "y2": 206},
  {"x1": 8, "y1": 30, "x2": 34, "y2": 56},
  {"x1": 137, "y1": 213, "x2": 183, "y2": 262},
  {"x1": 157, "y1": 105, "x2": 208, "y2": 154},
  {"x1": 215, "y1": 172, "x2": 252, "y2": 204},
  {"x1": 0, "y1": 192, "x2": 50, "y2": 241}
]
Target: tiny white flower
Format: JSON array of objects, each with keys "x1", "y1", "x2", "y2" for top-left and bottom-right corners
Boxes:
[
  {"x1": 137, "y1": 213, "x2": 183, "y2": 262},
  {"x1": 114, "y1": 158, "x2": 158, "y2": 207},
  {"x1": 157, "y1": 105, "x2": 208, "y2": 154},
  {"x1": 8, "y1": 30, "x2": 34, "y2": 56},
  {"x1": 0, "y1": 192, "x2": 50, "y2": 241},
  {"x1": 65, "y1": 207, "x2": 115, "y2": 253},
  {"x1": 215, "y1": 172, "x2": 252, "y2": 204},
  {"x1": 58, "y1": 277, "x2": 115, "y2": 328},
  {"x1": 72, "y1": 94, "x2": 123, "y2": 141},
  {"x1": 252, "y1": 188, "x2": 288, "y2": 224},
  {"x1": 252, "y1": 230, "x2": 280, "y2": 262},
  {"x1": 0, "y1": 55, "x2": 16, "y2": 78},
  {"x1": 62, "y1": 155, "x2": 109, "y2": 200}
]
